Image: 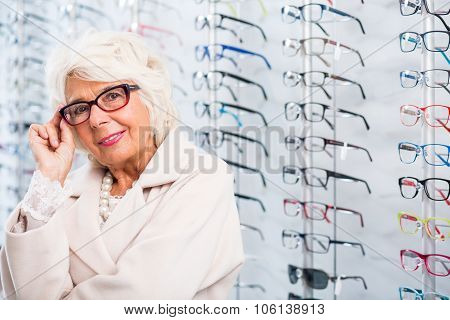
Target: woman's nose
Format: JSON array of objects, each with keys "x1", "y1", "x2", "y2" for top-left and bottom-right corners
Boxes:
[{"x1": 89, "y1": 104, "x2": 111, "y2": 128}]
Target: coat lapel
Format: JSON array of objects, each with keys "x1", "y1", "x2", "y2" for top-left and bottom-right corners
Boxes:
[
  {"x1": 101, "y1": 128, "x2": 192, "y2": 262},
  {"x1": 64, "y1": 162, "x2": 116, "y2": 275},
  {"x1": 64, "y1": 127, "x2": 195, "y2": 273}
]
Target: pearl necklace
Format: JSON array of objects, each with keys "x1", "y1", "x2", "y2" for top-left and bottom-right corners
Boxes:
[{"x1": 99, "y1": 170, "x2": 122, "y2": 222}]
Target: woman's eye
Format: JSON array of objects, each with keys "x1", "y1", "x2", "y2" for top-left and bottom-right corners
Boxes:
[
  {"x1": 74, "y1": 105, "x2": 89, "y2": 114},
  {"x1": 106, "y1": 92, "x2": 121, "y2": 100}
]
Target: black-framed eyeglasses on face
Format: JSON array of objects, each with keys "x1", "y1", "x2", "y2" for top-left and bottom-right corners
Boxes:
[
  {"x1": 288, "y1": 264, "x2": 368, "y2": 290},
  {"x1": 399, "y1": 176, "x2": 450, "y2": 201},
  {"x1": 283, "y1": 71, "x2": 366, "y2": 100},
  {"x1": 284, "y1": 101, "x2": 370, "y2": 131},
  {"x1": 281, "y1": 229, "x2": 366, "y2": 255},
  {"x1": 59, "y1": 84, "x2": 141, "y2": 126},
  {"x1": 283, "y1": 165, "x2": 372, "y2": 194}
]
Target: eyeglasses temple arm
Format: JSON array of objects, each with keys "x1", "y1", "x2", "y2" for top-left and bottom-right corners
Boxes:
[
  {"x1": 314, "y1": 22, "x2": 330, "y2": 37},
  {"x1": 223, "y1": 130, "x2": 269, "y2": 157},
  {"x1": 316, "y1": 84, "x2": 332, "y2": 100},
  {"x1": 331, "y1": 74, "x2": 366, "y2": 99},
  {"x1": 224, "y1": 159, "x2": 267, "y2": 188},
  {"x1": 331, "y1": 171, "x2": 372, "y2": 194},
  {"x1": 337, "y1": 108, "x2": 370, "y2": 130},
  {"x1": 333, "y1": 240, "x2": 366, "y2": 256},
  {"x1": 327, "y1": 6, "x2": 366, "y2": 34},
  {"x1": 336, "y1": 207, "x2": 365, "y2": 227},
  {"x1": 222, "y1": 84, "x2": 238, "y2": 102},
  {"x1": 221, "y1": 14, "x2": 267, "y2": 41},
  {"x1": 436, "y1": 119, "x2": 450, "y2": 133},
  {"x1": 219, "y1": 102, "x2": 267, "y2": 126},
  {"x1": 332, "y1": 275, "x2": 368, "y2": 290},
  {"x1": 222, "y1": 45, "x2": 272, "y2": 69},
  {"x1": 434, "y1": 13, "x2": 450, "y2": 32},
  {"x1": 216, "y1": 25, "x2": 243, "y2": 43},
  {"x1": 235, "y1": 192, "x2": 266, "y2": 212},
  {"x1": 223, "y1": 71, "x2": 268, "y2": 100},
  {"x1": 325, "y1": 139, "x2": 373, "y2": 162},
  {"x1": 240, "y1": 223, "x2": 265, "y2": 241}
]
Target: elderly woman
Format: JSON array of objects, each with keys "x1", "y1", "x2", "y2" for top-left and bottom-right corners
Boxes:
[{"x1": 0, "y1": 31, "x2": 244, "y2": 299}]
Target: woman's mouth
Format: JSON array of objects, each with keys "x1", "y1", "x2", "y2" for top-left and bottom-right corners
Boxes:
[{"x1": 98, "y1": 130, "x2": 126, "y2": 147}]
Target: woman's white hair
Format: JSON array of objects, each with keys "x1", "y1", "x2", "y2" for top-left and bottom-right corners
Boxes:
[{"x1": 45, "y1": 29, "x2": 178, "y2": 156}]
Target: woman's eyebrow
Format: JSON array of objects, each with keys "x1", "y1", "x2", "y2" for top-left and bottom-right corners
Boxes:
[{"x1": 67, "y1": 84, "x2": 119, "y2": 105}]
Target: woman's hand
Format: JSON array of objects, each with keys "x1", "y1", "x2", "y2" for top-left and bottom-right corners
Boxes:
[{"x1": 29, "y1": 107, "x2": 75, "y2": 186}]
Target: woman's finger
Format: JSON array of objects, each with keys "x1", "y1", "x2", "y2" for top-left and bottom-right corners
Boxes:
[
  {"x1": 49, "y1": 107, "x2": 63, "y2": 126},
  {"x1": 30, "y1": 134, "x2": 51, "y2": 147},
  {"x1": 59, "y1": 118, "x2": 74, "y2": 147},
  {"x1": 37, "y1": 125, "x2": 49, "y2": 140},
  {"x1": 29, "y1": 124, "x2": 47, "y2": 140},
  {"x1": 44, "y1": 123, "x2": 60, "y2": 148}
]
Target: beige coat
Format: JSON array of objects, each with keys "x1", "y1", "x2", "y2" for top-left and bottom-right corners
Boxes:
[{"x1": 0, "y1": 128, "x2": 244, "y2": 299}]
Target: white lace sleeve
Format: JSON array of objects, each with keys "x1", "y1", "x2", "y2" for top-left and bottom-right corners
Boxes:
[{"x1": 12, "y1": 170, "x2": 73, "y2": 233}]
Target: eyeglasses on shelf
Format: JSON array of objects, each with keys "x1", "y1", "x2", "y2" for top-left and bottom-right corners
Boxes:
[
  {"x1": 284, "y1": 101, "x2": 370, "y2": 131},
  {"x1": 241, "y1": 223, "x2": 265, "y2": 241},
  {"x1": 196, "y1": 128, "x2": 269, "y2": 157},
  {"x1": 399, "y1": 176, "x2": 450, "y2": 201},
  {"x1": 235, "y1": 193, "x2": 266, "y2": 213},
  {"x1": 195, "y1": 13, "x2": 267, "y2": 43},
  {"x1": 284, "y1": 198, "x2": 364, "y2": 227},
  {"x1": 288, "y1": 264, "x2": 368, "y2": 291},
  {"x1": 400, "y1": 249, "x2": 450, "y2": 277},
  {"x1": 192, "y1": 70, "x2": 268, "y2": 102},
  {"x1": 283, "y1": 166, "x2": 372, "y2": 194},
  {"x1": 283, "y1": 70, "x2": 366, "y2": 100},
  {"x1": 194, "y1": 100, "x2": 268, "y2": 127},
  {"x1": 400, "y1": 31, "x2": 450, "y2": 53},
  {"x1": 400, "y1": 69, "x2": 450, "y2": 89},
  {"x1": 195, "y1": 43, "x2": 271, "y2": 70},
  {"x1": 399, "y1": 287, "x2": 449, "y2": 300},
  {"x1": 281, "y1": 4, "x2": 365, "y2": 35},
  {"x1": 285, "y1": 135, "x2": 372, "y2": 162},
  {"x1": 399, "y1": 0, "x2": 450, "y2": 17},
  {"x1": 398, "y1": 142, "x2": 450, "y2": 166},
  {"x1": 282, "y1": 37, "x2": 365, "y2": 67},
  {"x1": 224, "y1": 159, "x2": 267, "y2": 188},
  {"x1": 397, "y1": 211, "x2": 449, "y2": 241},
  {"x1": 282, "y1": 229, "x2": 366, "y2": 255},
  {"x1": 400, "y1": 104, "x2": 450, "y2": 128}
]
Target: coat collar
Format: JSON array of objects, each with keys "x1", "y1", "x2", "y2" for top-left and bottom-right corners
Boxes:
[{"x1": 63, "y1": 127, "x2": 197, "y2": 275}]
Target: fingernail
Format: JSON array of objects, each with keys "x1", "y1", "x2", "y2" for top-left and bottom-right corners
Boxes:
[{"x1": 53, "y1": 139, "x2": 59, "y2": 146}]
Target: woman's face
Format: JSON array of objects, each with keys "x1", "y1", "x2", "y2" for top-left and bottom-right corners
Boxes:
[{"x1": 65, "y1": 78, "x2": 152, "y2": 168}]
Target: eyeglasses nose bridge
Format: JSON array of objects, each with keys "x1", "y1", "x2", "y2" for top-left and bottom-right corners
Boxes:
[{"x1": 87, "y1": 101, "x2": 109, "y2": 124}]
